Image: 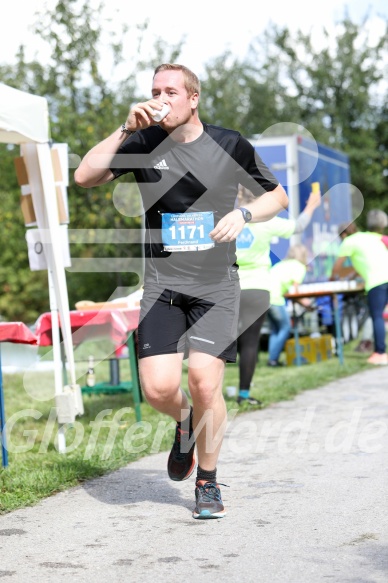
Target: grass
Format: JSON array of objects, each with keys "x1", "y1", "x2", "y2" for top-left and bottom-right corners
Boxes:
[{"x1": 0, "y1": 337, "x2": 372, "y2": 514}]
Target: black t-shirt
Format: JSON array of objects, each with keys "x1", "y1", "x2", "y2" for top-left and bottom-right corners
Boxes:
[{"x1": 110, "y1": 123, "x2": 279, "y2": 284}]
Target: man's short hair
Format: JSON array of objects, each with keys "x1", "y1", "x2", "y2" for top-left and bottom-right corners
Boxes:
[{"x1": 153, "y1": 63, "x2": 201, "y2": 96}]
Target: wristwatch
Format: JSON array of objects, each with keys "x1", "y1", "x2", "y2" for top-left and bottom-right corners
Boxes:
[
  {"x1": 121, "y1": 124, "x2": 135, "y2": 136},
  {"x1": 237, "y1": 207, "x2": 252, "y2": 223}
]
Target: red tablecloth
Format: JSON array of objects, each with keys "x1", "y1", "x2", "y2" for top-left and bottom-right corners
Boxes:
[
  {"x1": 0, "y1": 322, "x2": 37, "y2": 345},
  {"x1": 35, "y1": 309, "x2": 140, "y2": 347}
]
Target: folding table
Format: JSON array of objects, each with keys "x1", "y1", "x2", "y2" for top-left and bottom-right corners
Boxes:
[
  {"x1": 285, "y1": 282, "x2": 365, "y2": 366},
  {"x1": 35, "y1": 308, "x2": 142, "y2": 422}
]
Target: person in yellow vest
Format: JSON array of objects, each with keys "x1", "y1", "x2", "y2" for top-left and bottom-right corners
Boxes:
[
  {"x1": 236, "y1": 187, "x2": 320, "y2": 402},
  {"x1": 331, "y1": 209, "x2": 388, "y2": 365},
  {"x1": 267, "y1": 244, "x2": 310, "y2": 366}
]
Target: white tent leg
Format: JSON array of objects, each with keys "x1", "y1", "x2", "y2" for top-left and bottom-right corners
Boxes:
[
  {"x1": 35, "y1": 143, "x2": 77, "y2": 387},
  {"x1": 21, "y1": 141, "x2": 84, "y2": 434},
  {"x1": 48, "y1": 271, "x2": 66, "y2": 453}
]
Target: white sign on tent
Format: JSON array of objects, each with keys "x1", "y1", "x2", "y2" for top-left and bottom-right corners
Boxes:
[{"x1": 0, "y1": 82, "x2": 83, "y2": 452}]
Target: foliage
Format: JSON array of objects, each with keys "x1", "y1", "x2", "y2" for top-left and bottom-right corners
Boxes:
[
  {"x1": 0, "y1": 3, "x2": 387, "y2": 320},
  {"x1": 0, "y1": 1, "x2": 152, "y2": 320},
  {"x1": 247, "y1": 18, "x2": 388, "y2": 219},
  {"x1": 200, "y1": 17, "x2": 388, "y2": 227},
  {"x1": 200, "y1": 45, "x2": 299, "y2": 136},
  {"x1": 0, "y1": 146, "x2": 49, "y2": 322}
]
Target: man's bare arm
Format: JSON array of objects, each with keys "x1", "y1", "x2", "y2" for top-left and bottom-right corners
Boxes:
[
  {"x1": 74, "y1": 127, "x2": 127, "y2": 188},
  {"x1": 330, "y1": 256, "x2": 349, "y2": 280},
  {"x1": 74, "y1": 99, "x2": 167, "y2": 188},
  {"x1": 210, "y1": 184, "x2": 288, "y2": 243}
]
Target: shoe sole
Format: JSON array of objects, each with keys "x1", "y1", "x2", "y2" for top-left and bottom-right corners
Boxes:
[
  {"x1": 168, "y1": 454, "x2": 196, "y2": 482},
  {"x1": 192, "y1": 509, "x2": 226, "y2": 519}
]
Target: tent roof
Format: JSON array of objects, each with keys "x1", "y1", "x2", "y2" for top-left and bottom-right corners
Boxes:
[{"x1": 0, "y1": 83, "x2": 50, "y2": 144}]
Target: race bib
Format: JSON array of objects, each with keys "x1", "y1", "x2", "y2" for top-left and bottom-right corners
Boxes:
[{"x1": 161, "y1": 211, "x2": 215, "y2": 252}]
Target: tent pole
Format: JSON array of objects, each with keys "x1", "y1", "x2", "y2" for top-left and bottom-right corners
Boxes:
[{"x1": 48, "y1": 271, "x2": 66, "y2": 453}]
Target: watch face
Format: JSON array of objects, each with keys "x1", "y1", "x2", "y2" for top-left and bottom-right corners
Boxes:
[
  {"x1": 245, "y1": 210, "x2": 252, "y2": 222},
  {"x1": 238, "y1": 207, "x2": 252, "y2": 222}
]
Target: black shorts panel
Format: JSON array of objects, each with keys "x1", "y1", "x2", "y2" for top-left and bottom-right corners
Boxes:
[{"x1": 137, "y1": 280, "x2": 240, "y2": 362}]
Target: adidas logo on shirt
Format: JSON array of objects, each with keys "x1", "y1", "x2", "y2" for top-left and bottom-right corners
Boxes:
[{"x1": 154, "y1": 159, "x2": 169, "y2": 170}]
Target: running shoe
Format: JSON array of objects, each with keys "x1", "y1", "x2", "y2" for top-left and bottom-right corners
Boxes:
[
  {"x1": 267, "y1": 359, "x2": 285, "y2": 367},
  {"x1": 167, "y1": 408, "x2": 196, "y2": 481},
  {"x1": 193, "y1": 481, "x2": 227, "y2": 519},
  {"x1": 367, "y1": 352, "x2": 388, "y2": 365},
  {"x1": 237, "y1": 396, "x2": 263, "y2": 406}
]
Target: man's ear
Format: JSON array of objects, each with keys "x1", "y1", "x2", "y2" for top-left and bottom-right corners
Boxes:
[{"x1": 191, "y1": 92, "x2": 199, "y2": 110}]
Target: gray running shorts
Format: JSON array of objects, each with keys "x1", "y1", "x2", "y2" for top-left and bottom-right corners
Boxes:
[{"x1": 137, "y1": 277, "x2": 240, "y2": 362}]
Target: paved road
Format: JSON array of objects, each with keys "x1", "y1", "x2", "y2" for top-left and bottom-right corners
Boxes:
[{"x1": 0, "y1": 367, "x2": 387, "y2": 582}]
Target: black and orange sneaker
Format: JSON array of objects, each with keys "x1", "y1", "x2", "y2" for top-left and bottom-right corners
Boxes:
[
  {"x1": 192, "y1": 481, "x2": 228, "y2": 519},
  {"x1": 167, "y1": 407, "x2": 196, "y2": 481}
]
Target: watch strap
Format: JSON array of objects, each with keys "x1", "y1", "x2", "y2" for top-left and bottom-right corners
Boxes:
[
  {"x1": 121, "y1": 124, "x2": 135, "y2": 136},
  {"x1": 237, "y1": 207, "x2": 252, "y2": 222}
]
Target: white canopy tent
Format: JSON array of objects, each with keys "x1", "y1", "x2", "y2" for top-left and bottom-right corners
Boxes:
[
  {"x1": 0, "y1": 83, "x2": 83, "y2": 451},
  {"x1": 0, "y1": 83, "x2": 50, "y2": 144}
]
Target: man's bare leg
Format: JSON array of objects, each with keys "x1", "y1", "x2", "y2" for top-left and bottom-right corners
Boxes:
[
  {"x1": 188, "y1": 349, "x2": 228, "y2": 519},
  {"x1": 139, "y1": 352, "x2": 196, "y2": 482},
  {"x1": 187, "y1": 349, "x2": 227, "y2": 471},
  {"x1": 139, "y1": 353, "x2": 190, "y2": 421}
]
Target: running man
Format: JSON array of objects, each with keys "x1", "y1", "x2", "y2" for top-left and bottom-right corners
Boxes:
[{"x1": 75, "y1": 63, "x2": 288, "y2": 519}]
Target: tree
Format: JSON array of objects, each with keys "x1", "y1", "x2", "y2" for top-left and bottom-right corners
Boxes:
[
  {"x1": 246, "y1": 17, "x2": 388, "y2": 218},
  {"x1": 1, "y1": 7, "x2": 388, "y2": 321},
  {"x1": 0, "y1": 145, "x2": 49, "y2": 321},
  {"x1": 199, "y1": 45, "x2": 295, "y2": 137},
  {"x1": 0, "y1": 0, "x2": 183, "y2": 321}
]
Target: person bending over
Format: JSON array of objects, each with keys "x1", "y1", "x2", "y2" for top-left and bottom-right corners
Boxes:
[{"x1": 332, "y1": 210, "x2": 388, "y2": 365}]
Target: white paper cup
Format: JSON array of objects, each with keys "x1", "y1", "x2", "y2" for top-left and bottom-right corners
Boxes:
[
  {"x1": 226, "y1": 386, "x2": 237, "y2": 397},
  {"x1": 150, "y1": 103, "x2": 170, "y2": 122}
]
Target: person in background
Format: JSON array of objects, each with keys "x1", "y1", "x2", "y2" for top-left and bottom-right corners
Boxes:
[
  {"x1": 235, "y1": 186, "x2": 320, "y2": 404},
  {"x1": 331, "y1": 209, "x2": 388, "y2": 365},
  {"x1": 338, "y1": 222, "x2": 358, "y2": 237},
  {"x1": 335, "y1": 222, "x2": 359, "y2": 278},
  {"x1": 335, "y1": 222, "x2": 374, "y2": 353},
  {"x1": 74, "y1": 63, "x2": 288, "y2": 519},
  {"x1": 267, "y1": 244, "x2": 310, "y2": 366}
]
